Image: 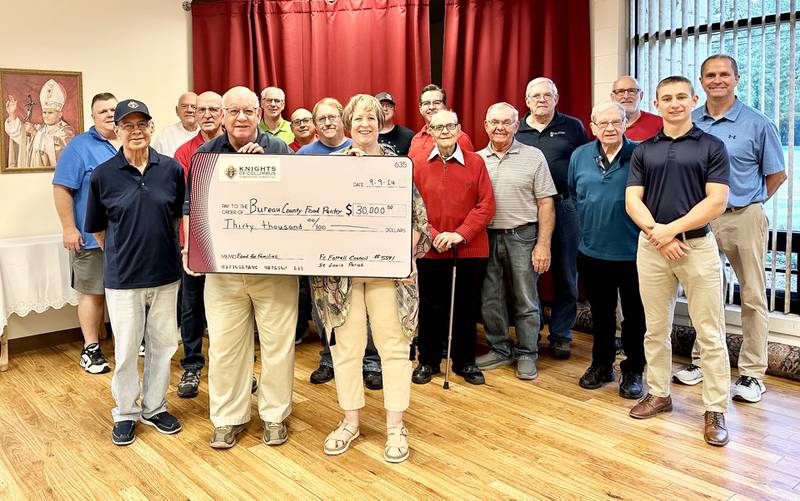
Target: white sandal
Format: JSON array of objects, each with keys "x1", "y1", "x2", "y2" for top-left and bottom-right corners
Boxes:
[
  {"x1": 384, "y1": 425, "x2": 409, "y2": 463},
  {"x1": 323, "y1": 421, "x2": 360, "y2": 456}
]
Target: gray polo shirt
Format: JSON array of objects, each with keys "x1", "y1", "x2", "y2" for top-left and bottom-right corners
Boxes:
[{"x1": 477, "y1": 140, "x2": 557, "y2": 229}]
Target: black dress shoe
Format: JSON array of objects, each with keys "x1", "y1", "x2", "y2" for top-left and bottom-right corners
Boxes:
[
  {"x1": 619, "y1": 372, "x2": 644, "y2": 399},
  {"x1": 310, "y1": 365, "x2": 335, "y2": 384},
  {"x1": 412, "y1": 364, "x2": 439, "y2": 384},
  {"x1": 454, "y1": 365, "x2": 485, "y2": 385},
  {"x1": 579, "y1": 365, "x2": 615, "y2": 389},
  {"x1": 363, "y1": 370, "x2": 383, "y2": 390},
  {"x1": 550, "y1": 340, "x2": 571, "y2": 359}
]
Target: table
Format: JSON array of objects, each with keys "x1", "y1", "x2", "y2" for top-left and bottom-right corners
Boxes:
[{"x1": 0, "y1": 234, "x2": 79, "y2": 371}]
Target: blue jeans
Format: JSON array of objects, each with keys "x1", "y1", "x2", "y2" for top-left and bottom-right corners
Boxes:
[
  {"x1": 481, "y1": 224, "x2": 540, "y2": 358},
  {"x1": 544, "y1": 198, "x2": 580, "y2": 342},
  {"x1": 316, "y1": 300, "x2": 381, "y2": 372},
  {"x1": 180, "y1": 269, "x2": 206, "y2": 370}
]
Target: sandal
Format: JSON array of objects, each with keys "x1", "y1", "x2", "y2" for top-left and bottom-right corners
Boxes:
[
  {"x1": 384, "y1": 425, "x2": 409, "y2": 463},
  {"x1": 323, "y1": 421, "x2": 360, "y2": 456}
]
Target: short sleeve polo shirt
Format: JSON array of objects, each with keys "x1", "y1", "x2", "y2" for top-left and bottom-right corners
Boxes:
[
  {"x1": 692, "y1": 99, "x2": 785, "y2": 208},
  {"x1": 516, "y1": 111, "x2": 590, "y2": 194},
  {"x1": 85, "y1": 147, "x2": 185, "y2": 289},
  {"x1": 627, "y1": 125, "x2": 730, "y2": 224}
]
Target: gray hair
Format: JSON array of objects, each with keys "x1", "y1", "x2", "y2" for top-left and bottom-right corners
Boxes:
[
  {"x1": 260, "y1": 86, "x2": 285, "y2": 100},
  {"x1": 222, "y1": 86, "x2": 259, "y2": 108},
  {"x1": 525, "y1": 77, "x2": 558, "y2": 98},
  {"x1": 430, "y1": 109, "x2": 459, "y2": 124},
  {"x1": 590, "y1": 101, "x2": 626, "y2": 124},
  {"x1": 485, "y1": 102, "x2": 519, "y2": 122}
]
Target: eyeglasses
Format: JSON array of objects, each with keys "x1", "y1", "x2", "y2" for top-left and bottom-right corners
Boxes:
[
  {"x1": 291, "y1": 118, "x2": 313, "y2": 126},
  {"x1": 197, "y1": 106, "x2": 221, "y2": 115},
  {"x1": 315, "y1": 114, "x2": 341, "y2": 124},
  {"x1": 611, "y1": 88, "x2": 641, "y2": 96},
  {"x1": 593, "y1": 119, "x2": 624, "y2": 129},
  {"x1": 430, "y1": 123, "x2": 459, "y2": 133},
  {"x1": 261, "y1": 98, "x2": 284, "y2": 105},
  {"x1": 486, "y1": 119, "x2": 516, "y2": 128},
  {"x1": 224, "y1": 107, "x2": 258, "y2": 118},
  {"x1": 118, "y1": 121, "x2": 151, "y2": 132},
  {"x1": 420, "y1": 100, "x2": 443, "y2": 108},
  {"x1": 178, "y1": 104, "x2": 197, "y2": 110},
  {"x1": 527, "y1": 93, "x2": 555, "y2": 102}
]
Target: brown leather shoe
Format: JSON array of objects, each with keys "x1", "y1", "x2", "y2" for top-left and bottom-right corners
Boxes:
[
  {"x1": 629, "y1": 393, "x2": 673, "y2": 419},
  {"x1": 704, "y1": 411, "x2": 729, "y2": 446}
]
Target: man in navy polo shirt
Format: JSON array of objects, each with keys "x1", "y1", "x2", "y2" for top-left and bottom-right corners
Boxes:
[
  {"x1": 625, "y1": 76, "x2": 732, "y2": 446},
  {"x1": 567, "y1": 101, "x2": 645, "y2": 399},
  {"x1": 516, "y1": 77, "x2": 589, "y2": 359},
  {"x1": 673, "y1": 55, "x2": 787, "y2": 403},
  {"x1": 183, "y1": 86, "x2": 298, "y2": 450},
  {"x1": 85, "y1": 99, "x2": 186, "y2": 446},
  {"x1": 53, "y1": 92, "x2": 119, "y2": 375}
]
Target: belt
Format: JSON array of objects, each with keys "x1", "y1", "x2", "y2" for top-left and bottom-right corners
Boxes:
[
  {"x1": 489, "y1": 222, "x2": 537, "y2": 235},
  {"x1": 675, "y1": 224, "x2": 710, "y2": 241},
  {"x1": 552, "y1": 193, "x2": 570, "y2": 202},
  {"x1": 724, "y1": 203, "x2": 757, "y2": 213}
]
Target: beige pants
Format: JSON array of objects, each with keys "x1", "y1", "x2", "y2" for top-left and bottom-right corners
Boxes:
[
  {"x1": 204, "y1": 274, "x2": 298, "y2": 426},
  {"x1": 689, "y1": 204, "x2": 769, "y2": 379},
  {"x1": 330, "y1": 278, "x2": 412, "y2": 412},
  {"x1": 637, "y1": 233, "x2": 730, "y2": 412}
]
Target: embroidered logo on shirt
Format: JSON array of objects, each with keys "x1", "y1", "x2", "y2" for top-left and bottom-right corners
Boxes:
[
  {"x1": 550, "y1": 131, "x2": 566, "y2": 137},
  {"x1": 728, "y1": 134, "x2": 736, "y2": 140}
]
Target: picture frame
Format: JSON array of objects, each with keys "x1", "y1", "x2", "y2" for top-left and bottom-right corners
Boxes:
[{"x1": 0, "y1": 68, "x2": 84, "y2": 174}]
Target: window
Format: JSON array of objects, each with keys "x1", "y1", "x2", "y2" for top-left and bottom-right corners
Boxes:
[{"x1": 630, "y1": 0, "x2": 799, "y2": 314}]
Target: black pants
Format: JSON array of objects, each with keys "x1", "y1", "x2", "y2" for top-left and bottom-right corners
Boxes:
[
  {"x1": 417, "y1": 257, "x2": 487, "y2": 370},
  {"x1": 576, "y1": 252, "x2": 646, "y2": 374},
  {"x1": 180, "y1": 269, "x2": 206, "y2": 370}
]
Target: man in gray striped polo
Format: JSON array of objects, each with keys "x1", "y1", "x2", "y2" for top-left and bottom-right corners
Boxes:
[{"x1": 476, "y1": 102, "x2": 557, "y2": 380}]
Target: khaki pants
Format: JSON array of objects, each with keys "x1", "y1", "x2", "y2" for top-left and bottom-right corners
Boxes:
[
  {"x1": 637, "y1": 233, "x2": 730, "y2": 413},
  {"x1": 330, "y1": 278, "x2": 412, "y2": 412},
  {"x1": 689, "y1": 204, "x2": 769, "y2": 379},
  {"x1": 205, "y1": 274, "x2": 298, "y2": 426}
]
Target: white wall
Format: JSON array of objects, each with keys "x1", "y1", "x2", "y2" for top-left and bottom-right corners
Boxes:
[
  {"x1": 0, "y1": 0, "x2": 192, "y2": 338},
  {"x1": 590, "y1": 0, "x2": 629, "y2": 105}
]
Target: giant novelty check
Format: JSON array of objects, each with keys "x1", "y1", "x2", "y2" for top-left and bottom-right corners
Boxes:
[{"x1": 187, "y1": 152, "x2": 413, "y2": 278}]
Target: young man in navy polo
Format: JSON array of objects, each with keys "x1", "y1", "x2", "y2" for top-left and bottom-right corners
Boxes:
[
  {"x1": 86, "y1": 99, "x2": 186, "y2": 446},
  {"x1": 625, "y1": 76, "x2": 732, "y2": 446}
]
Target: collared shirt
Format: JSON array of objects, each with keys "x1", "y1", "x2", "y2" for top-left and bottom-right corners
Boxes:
[
  {"x1": 85, "y1": 147, "x2": 185, "y2": 289},
  {"x1": 627, "y1": 125, "x2": 730, "y2": 224},
  {"x1": 52, "y1": 126, "x2": 117, "y2": 250},
  {"x1": 692, "y1": 98, "x2": 785, "y2": 207},
  {"x1": 258, "y1": 117, "x2": 295, "y2": 145},
  {"x1": 408, "y1": 126, "x2": 474, "y2": 159},
  {"x1": 624, "y1": 110, "x2": 662, "y2": 142},
  {"x1": 152, "y1": 122, "x2": 199, "y2": 157},
  {"x1": 296, "y1": 138, "x2": 353, "y2": 155},
  {"x1": 427, "y1": 143, "x2": 466, "y2": 164},
  {"x1": 184, "y1": 131, "x2": 292, "y2": 215},
  {"x1": 568, "y1": 138, "x2": 639, "y2": 261},
  {"x1": 173, "y1": 132, "x2": 209, "y2": 246},
  {"x1": 477, "y1": 140, "x2": 557, "y2": 229},
  {"x1": 516, "y1": 111, "x2": 590, "y2": 194}
]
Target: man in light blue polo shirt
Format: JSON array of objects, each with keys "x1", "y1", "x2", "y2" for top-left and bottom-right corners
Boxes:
[
  {"x1": 674, "y1": 55, "x2": 787, "y2": 404},
  {"x1": 53, "y1": 92, "x2": 120, "y2": 375}
]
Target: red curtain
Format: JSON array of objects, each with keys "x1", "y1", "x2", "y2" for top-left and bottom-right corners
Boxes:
[
  {"x1": 192, "y1": 0, "x2": 431, "y2": 131},
  {"x1": 441, "y1": 0, "x2": 592, "y2": 148}
]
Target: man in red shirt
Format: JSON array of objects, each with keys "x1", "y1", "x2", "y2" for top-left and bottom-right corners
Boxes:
[
  {"x1": 288, "y1": 108, "x2": 316, "y2": 152},
  {"x1": 411, "y1": 110, "x2": 495, "y2": 386},
  {"x1": 611, "y1": 76, "x2": 662, "y2": 142},
  {"x1": 172, "y1": 90, "x2": 224, "y2": 399},
  {"x1": 407, "y1": 84, "x2": 474, "y2": 158}
]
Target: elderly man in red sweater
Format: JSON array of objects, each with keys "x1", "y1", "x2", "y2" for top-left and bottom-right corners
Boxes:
[{"x1": 411, "y1": 110, "x2": 496, "y2": 385}]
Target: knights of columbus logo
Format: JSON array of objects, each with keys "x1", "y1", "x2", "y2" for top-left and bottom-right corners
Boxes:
[{"x1": 225, "y1": 165, "x2": 237, "y2": 179}]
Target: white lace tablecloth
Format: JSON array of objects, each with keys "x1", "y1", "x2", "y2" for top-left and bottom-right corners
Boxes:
[{"x1": 0, "y1": 234, "x2": 78, "y2": 331}]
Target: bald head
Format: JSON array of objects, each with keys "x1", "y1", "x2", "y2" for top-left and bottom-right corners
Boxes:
[
  {"x1": 290, "y1": 107, "x2": 315, "y2": 144},
  {"x1": 223, "y1": 86, "x2": 259, "y2": 108},
  {"x1": 176, "y1": 91, "x2": 198, "y2": 129},
  {"x1": 196, "y1": 91, "x2": 224, "y2": 137},
  {"x1": 610, "y1": 75, "x2": 644, "y2": 115}
]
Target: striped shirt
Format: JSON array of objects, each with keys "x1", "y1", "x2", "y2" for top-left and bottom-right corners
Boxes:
[{"x1": 477, "y1": 140, "x2": 557, "y2": 229}]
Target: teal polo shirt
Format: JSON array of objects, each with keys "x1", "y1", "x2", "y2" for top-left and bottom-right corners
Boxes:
[{"x1": 692, "y1": 99, "x2": 784, "y2": 208}]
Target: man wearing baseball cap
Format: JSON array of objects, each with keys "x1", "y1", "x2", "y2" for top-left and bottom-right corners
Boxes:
[
  {"x1": 376, "y1": 91, "x2": 415, "y2": 155},
  {"x1": 85, "y1": 99, "x2": 186, "y2": 446}
]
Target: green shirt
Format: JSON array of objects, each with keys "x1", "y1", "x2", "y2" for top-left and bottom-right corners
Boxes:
[{"x1": 258, "y1": 117, "x2": 294, "y2": 145}]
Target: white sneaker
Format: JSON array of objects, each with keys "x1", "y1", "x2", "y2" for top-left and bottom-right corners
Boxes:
[
  {"x1": 733, "y1": 376, "x2": 766, "y2": 403},
  {"x1": 673, "y1": 364, "x2": 703, "y2": 385}
]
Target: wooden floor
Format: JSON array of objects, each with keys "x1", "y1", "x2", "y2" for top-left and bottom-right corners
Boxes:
[{"x1": 1, "y1": 331, "x2": 800, "y2": 500}]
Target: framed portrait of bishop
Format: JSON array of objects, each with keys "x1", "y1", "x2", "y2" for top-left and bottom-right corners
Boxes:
[{"x1": 0, "y1": 68, "x2": 84, "y2": 174}]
